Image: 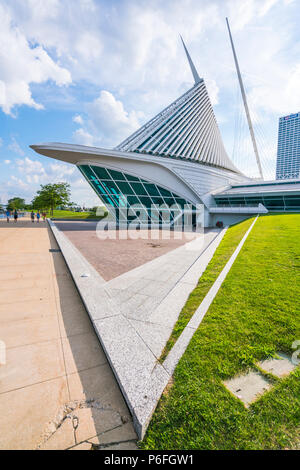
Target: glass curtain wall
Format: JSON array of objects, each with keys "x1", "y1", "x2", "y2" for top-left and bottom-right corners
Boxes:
[
  {"x1": 78, "y1": 164, "x2": 197, "y2": 226},
  {"x1": 214, "y1": 195, "x2": 300, "y2": 211}
]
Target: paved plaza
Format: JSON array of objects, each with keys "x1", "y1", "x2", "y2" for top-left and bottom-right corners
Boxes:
[
  {"x1": 55, "y1": 220, "x2": 203, "y2": 281},
  {"x1": 0, "y1": 217, "x2": 225, "y2": 445},
  {"x1": 50, "y1": 220, "x2": 224, "y2": 437},
  {"x1": 0, "y1": 218, "x2": 137, "y2": 450}
]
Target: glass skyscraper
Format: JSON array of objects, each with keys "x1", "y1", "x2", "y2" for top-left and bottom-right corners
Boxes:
[{"x1": 276, "y1": 112, "x2": 300, "y2": 180}]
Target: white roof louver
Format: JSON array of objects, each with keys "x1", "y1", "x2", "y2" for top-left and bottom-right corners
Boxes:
[{"x1": 115, "y1": 38, "x2": 240, "y2": 174}]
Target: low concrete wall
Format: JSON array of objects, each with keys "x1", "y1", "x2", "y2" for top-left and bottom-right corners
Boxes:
[{"x1": 209, "y1": 213, "x2": 253, "y2": 227}]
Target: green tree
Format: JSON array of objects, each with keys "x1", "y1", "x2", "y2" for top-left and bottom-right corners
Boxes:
[
  {"x1": 7, "y1": 197, "x2": 26, "y2": 211},
  {"x1": 31, "y1": 194, "x2": 48, "y2": 212},
  {"x1": 32, "y1": 182, "x2": 71, "y2": 215}
]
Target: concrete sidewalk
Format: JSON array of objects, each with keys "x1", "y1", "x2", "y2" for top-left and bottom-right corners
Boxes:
[{"x1": 0, "y1": 219, "x2": 137, "y2": 450}]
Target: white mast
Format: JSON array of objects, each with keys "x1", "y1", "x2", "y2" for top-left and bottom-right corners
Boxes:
[
  {"x1": 226, "y1": 17, "x2": 264, "y2": 180},
  {"x1": 180, "y1": 35, "x2": 201, "y2": 85}
]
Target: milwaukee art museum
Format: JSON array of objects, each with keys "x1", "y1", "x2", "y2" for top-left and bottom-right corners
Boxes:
[{"x1": 31, "y1": 38, "x2": 300, "y2": 227}]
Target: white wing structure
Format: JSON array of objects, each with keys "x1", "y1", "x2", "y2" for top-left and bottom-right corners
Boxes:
[
  {"x1": 116, "y1": 80, "x2": 239, "y2": 173},
  {"x1": 116, "y1": 36, "x2": 239, "y2": 174}
]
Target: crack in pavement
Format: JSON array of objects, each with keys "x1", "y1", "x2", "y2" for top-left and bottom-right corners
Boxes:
[{"x1": 35, "y1": 398, "x2": 130, "y2": 450}]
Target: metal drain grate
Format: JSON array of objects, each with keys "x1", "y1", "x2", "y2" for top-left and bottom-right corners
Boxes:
[{"x1": 49, "y1": 249, "x2": 61, "y2": 253}]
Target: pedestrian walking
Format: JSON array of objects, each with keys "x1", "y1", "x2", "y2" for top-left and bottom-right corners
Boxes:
[
  {"x1": 6, "y1": 209, "x2": 10, "y2": 223},
  {"x1": 37, "y1": 212, "x2": 40, "y2": 223},
  {"x1": 14, "y1": 209, "x2": 18, "y2": 223},
  {"x1": 42, "y1": 212, "x2": 46, "y2": 222},
  {"x1": 31, "y1": 211, "x2": 35, "y2": 223}
]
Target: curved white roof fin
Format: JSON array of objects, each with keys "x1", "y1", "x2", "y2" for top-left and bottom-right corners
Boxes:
[{"x1": 180, "y1": 35, "x2": 201, "y2": 85}]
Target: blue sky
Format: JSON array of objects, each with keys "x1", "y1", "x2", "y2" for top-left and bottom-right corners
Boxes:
[{"x1": 0, "y1": 0, "x2": 299, "y2": 206}]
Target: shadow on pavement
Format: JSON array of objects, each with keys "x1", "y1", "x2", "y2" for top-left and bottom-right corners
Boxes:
[{"x1": 46, "y1": 225, "x2": 134, "y2": 447}]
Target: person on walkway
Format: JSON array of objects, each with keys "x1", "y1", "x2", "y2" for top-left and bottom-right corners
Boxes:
[
  {"x1": 14, "y1": 209, "x2": 18, "y2": 223},
  {"x1": 6, "y1": 209, "x2": 10, "y2": 223},
  {"x1": 37, "y1": 212, "x2": 40, "y2": 223},
  {"x1": 31, "y1": 211, "x2": 35, "y2": 223},
  {"x1": 42, "y1": 212, "x2": 46, "y2": 222}
]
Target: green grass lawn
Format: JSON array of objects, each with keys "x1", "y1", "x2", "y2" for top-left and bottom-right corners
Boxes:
[
  {"x1": 142, "y1": 214, "x2": 300, "y2": 450},
  {"x1": 159, "y1": 217, "x2": 255, "y2": 362},
  {"x1": 47, "y1": 209, "x2": 107, "y2": 220}
]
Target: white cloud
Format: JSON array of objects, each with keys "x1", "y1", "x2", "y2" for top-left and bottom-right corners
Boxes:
[
  {"x1": 4, "y1": 159, "x2": 11, "y2": 164},
  {"x1": 73, "y1": 128, "x2": 95, "y2": 146},
  {"x1": 0, "y1": 152, "x2": 98, "y2": 205},
  {"x1": 13, "y1": 157, "x2": 75, "y2": 187},
  {"x1": 48, "y1": 162, "x2": 75, "y2": 179},
  {"x1": 87, "y1": 90, "x2": 140, "y2": 145},
  {"x1": 16, "y1": 156, "x2": 45, "y2": 174},
  {"x1": 205, "y1": 80, "x2": 219, "y2": 106},
  {"x1": 4, "y1": 0, "x2": 298, "y2": 126},
  {"x1": 8, "y1": 137, "x2": 25, "y2": 156},
  {"x1": 73, "y1": 90, "x2": 141, "y2": 147},
  {"x1": 72, "y1": 114, "x2": 84, "y2": 125},
  {"x1": 0, "y1": 2, "x2": 71, "y2": 115},
  {"x1": 10, "y1": 175, "x2": 30, "y2": 190}
]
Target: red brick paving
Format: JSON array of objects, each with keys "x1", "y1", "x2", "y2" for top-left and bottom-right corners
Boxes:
[{"x1": 55, "y1": 221, "x2": 198, "y2": 281}]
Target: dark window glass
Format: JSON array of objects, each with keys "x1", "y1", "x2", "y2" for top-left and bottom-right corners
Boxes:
[
  {"x1": 125, "y1": 174, "x2": 140, "y2": 182},
  {"x1": 215, "y1": 198, "x2": 228, "y2": 204},
  {"x1": 284, "y1": 195, "x2": 300, "y2": 200},
  {"x1": 79, "y1": 165, "x2": 95, "y2": 180},
  {"x1": 127, "y1": 195, "x2": 141, "y2": 206},
  {"x1": 144, "y1": 184, "x2": 160, "y2": 197},
  {"x1": 108, "y1": 192, "x2": 126, "y2": 208},
  {"x1": 263, "y1": 196, "x2": 284, "y2": 201},
  {"x1": 88, "y1": 181, "x2": 101, "y2": 196},
  {"x1": 150, "y1": 197, "x2": 165, "y2": 206},
  {"x1": 101, "y1": 193, "x2": 116, "y2": 207},
  {"x1": 128, "y1": 205, "x2": 148, "y2": 218},
  {"x1": 130, "y1": 182, "x2": 148, "y2": 195},
  {"x1": 107, "y1": 169, "x2": 126, "y2": 181},
  {"x1": 139, "y1": 196, "x2": 153, "y2": 208},
  {"x1": 244, "y1": 198, "x2": 262, "y2": 206},
  {"x1": 101, "y1": 180, "x2": 121, "y2": 194},
  {"x1": 158, "y1": 187, "x2": 173, "y2": 197},
  {"x1": 228, "y1": 198, "x2": 245, "y2": 205},
  {"x1": 263, "y1": 198, "x2": 284, "y2": 208},
  {"x1": 89, "y1": 178, "x2": 106, "y2": 195},
  {"x1": 91, "y1": 166, "x2": 111, "y2": 180},
  {"x1": 115, "y1": 181, "x2": 135, "y2": 195},
  {"x1": 175, "y1": 198, "x2": 190, "y2": 207},
  {"x1": 162, "y1": 197, "x2": 177, "y2": 206},
  {"x1": 284, "y1": 197, "x2": 300, "y2": 207}
]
